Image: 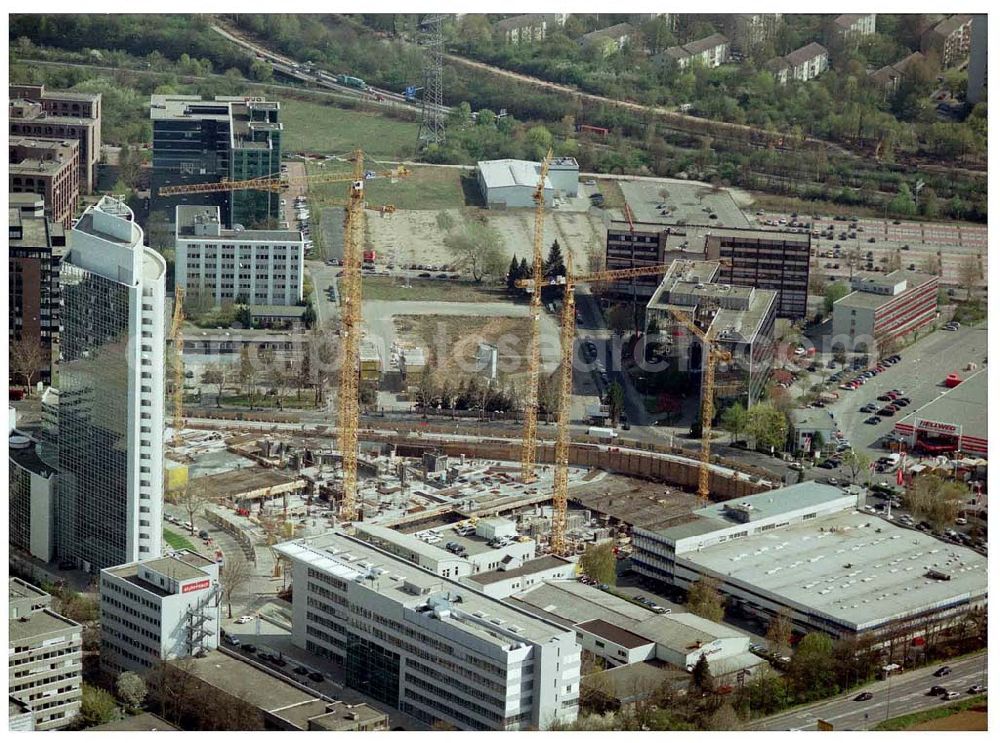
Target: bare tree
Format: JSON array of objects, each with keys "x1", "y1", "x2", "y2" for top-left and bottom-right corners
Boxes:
[
  {"x1": 220, "y1": 554, "x2": 253, "y2": 619},
  {"x1": 201, "y1": 365, "x2": 228, "y2": 407},
  {"x1": 959, "y1": 255, "x2": 982, "y2": 293},
  {"x1": 170, "y1": 482, "x2": 210, "y2": 535},
  {"x1": 766, "y1": 609, "x2": 793, "y2": 656},
  {"x1": 10, "y1": 336, "x2": 48, "y2": 393}
]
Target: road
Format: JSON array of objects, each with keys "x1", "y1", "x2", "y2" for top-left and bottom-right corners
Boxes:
[{"x1": 748, "y1": 652, "x2": 987, "y2": 731}]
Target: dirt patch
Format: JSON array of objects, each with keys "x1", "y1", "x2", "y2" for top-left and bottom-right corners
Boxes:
[
  {"x1": 394, "y1": 315, "x2": 533, "y2": 378},
  {"x1": 909, "y1": 709, "x2": 987, "y2": 731}
]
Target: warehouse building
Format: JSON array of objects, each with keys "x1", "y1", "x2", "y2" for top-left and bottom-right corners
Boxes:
[
  {"x1": 174, "y1": 205, "x2": 304, "y2": 307},
  {"x1": 8, "y1": 579, "x2": 82, "y2": 731},
  {"x1": 476, "y1": 158, "x2": 580, "y2": 208},
  {"x1": 645, "y1": 260, "x2": 777, "y2": 408},
  {"x1": 832, "y1": 270, "x2": 938, "y2": 355},
  {"x1": 99, "y1": 550, "x2": 221, "y2": 675},
  {"x1": 631, "y1": 482, "x2": 988, "y2": 641},
  {"x1": 276, "y1": 532, "x2": 581, "y2": 731},
  {"x1": 705, "y1": 228, "x2": 811, "y2": 319},
  {"x1": 894, "y1": 367, "x2": 987, "y2": 457}
]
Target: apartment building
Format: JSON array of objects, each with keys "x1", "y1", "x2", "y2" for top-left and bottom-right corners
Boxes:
[
  {"x1": 276, "y1": 532, "x2": 581, "y2": 731},
  {"x1": 495, "y1": 14, "x2": 550, "y2": 45},
  {"x1": 150, "y1": 95, "x2": 282, "y2": 235},
  {"x1": 9, "y1": 433, "x2": 58, "y2": 562},
  {"x1": 48, "y1": 196, "x2": 167, "y2": 572},
  {"x1": 645, "y1": 260, "x2": 777, "y2": 408},
  {"x1": 9, "y1": 84, "x2": 103, "y2": 193},
  {"x1": 724, "y1": 14, "x2": 782, "y2": 56},
  {"x1": 966, "y1": 15, "x2": 987, "y2": 104},
  {"x1": 921, "y1": 14, "x2": 973, "y2": 68},
  {"x1": 8, "y1": 579, "x2": 82, "y2": 731},
  {"x1": 705, "y1": 228, "x2": 811, "y2": 319},
  {"x1": 99, "y1": 550, "x2": 221, "y2": 675},
  {"x1": 870, "y1": 52, "x2": 927, "y2": 97},
  {"x1": 831, "y1": 13, "x2": 877, "y2": 44},
  {"x1": 784, "y1": 42, "x2": 829, "y2": 82},
  {"x1": 764, "y1": 56, "x2": 791, "y2": 85},
  {"x1": 9, "y1": 193, "x2": 67, "y2": 384},
  {"x1": 832, "y1": 270, "x2": 939, "y2": 355},
  {"x1": 665, "y1": 34, "x2": 730, "y2": 69},
  {"x1": 9, "y1": 137, "x2": 80, "y2": 228},
  {"x1": 579, "y1": 23, "x2": 635, "y2": 57},
  {"x1": 174, "y1": 205, "x2": 304, "y2": 307}
]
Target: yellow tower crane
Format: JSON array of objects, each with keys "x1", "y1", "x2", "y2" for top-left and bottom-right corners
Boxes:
[
  {"x1": 170, "y1": 286, "x2": 186, "y2": 447},
  {"x1": 665, "y1": 306, "x2": 732, "y2": 504},
  {"x1": 155, "y1": 165, "x2": 411, "y2": 196},
  {"x1": 520, "y1": 148, "x2": 554, "y2": 484}
]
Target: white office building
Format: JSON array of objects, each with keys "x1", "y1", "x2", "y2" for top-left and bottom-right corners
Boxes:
[
  {"x1": 276, "y1": 532, "x2": 581, "y2": 731},
  {"x1": 174, "y1": 205, "x2": 304, "y2": 307},
  {"x1": 50, "y1": 196, "x2": 166, "y2": 571},
  {"x1": 99, "y1": 550, "x2": 221, "y2": 675}
]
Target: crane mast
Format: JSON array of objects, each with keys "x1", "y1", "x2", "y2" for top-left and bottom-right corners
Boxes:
[
  {"x1": 550, "y1": 251, "x2": 575, "y2": 557},
  {"x1": 170, "y1": 286, "x2": 186, "y2": 447},
  {"x1": 337, "y1": 150, "x2": 366, "y2": 522},
  {"x1": 520, "y1": 148, "x2": 553, "y2": 483}
]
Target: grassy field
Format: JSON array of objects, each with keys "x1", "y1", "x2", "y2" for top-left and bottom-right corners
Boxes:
[
  {"x1": 395, "y1": 315, "x2": 532, "y2": 376},
  {"x1": 875, "y1": 695, "x2": 987, "y2": 731},
  {"x1": 280, "y1": 99, "x2": 419, "y2": 159},
  {"x1": 363, "y1": 277, "x2": 508, "y2": 303},
  {"x1": 163, "y1": 528, "x2": 196, "y2": 551},
  {"x1": 596, "y1": 179, "x2": 627, "y2": 210},
  {"x1": 306, "y1": 163, "x2": 470, "y2": 211}
]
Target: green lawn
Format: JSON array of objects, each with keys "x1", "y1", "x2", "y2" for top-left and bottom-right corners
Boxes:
[
  {"x1": 280, "y1": 99, "x2": 419, "y2": 159},
  {"x1": 362, "y1": 277, "x2": 507, "y2": 303},
  {"x1": 163, "y1": 528, "x2": 196, "y2": 551},
  {"x1": 874, "y1": 694, "x2": 987, "y2": 731},
  {"x1": 306, "y1": 163, "x2": 470, "y2": 211}
]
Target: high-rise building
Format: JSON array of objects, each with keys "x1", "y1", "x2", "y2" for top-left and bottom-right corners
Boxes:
[
  {"x1": 276, "y1": 532, "x2": 581, "y2": 731},
  {"x1": 9, "y1": 84, "x2": 103, "y2": 193},
  {"x1": 705, "y1": 228, "x2": 811, "y2": 319},
  {"x1": 8, "y1": 579, "x2": 83, "y2": 731},
  {"x1": 150, "y1": 95, "x2": 282, "y2": 237},
  {"x1": 9, "y1": 193, "x2": 67, "y2": 384},
  {"x1": 967, "y1": 15, "x2": 987, "y2": 104},
  {"x1": 9, "y1": 433, "x2": 58, "y2": 563},
  {"x1": 48, "y1": 196, "x2": 166, "y2": 572},
  {"x1": 99, "y1": 550, "x2": 221, "y2": 676},
  {"x1": 174, "y1": 205, "x2": 304, "y2": 307},
  {"x1": 8, "y1": 137, "x2": 80, "y2": 228}
]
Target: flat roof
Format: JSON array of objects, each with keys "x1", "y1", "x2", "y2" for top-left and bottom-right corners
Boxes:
[
  {"x1": 8, "y1": 607, "x2": 80, "y2": 642},
  {"x1": 683, "y1": 508, "x2": 987, "y2": 631},
  {"x1": 633, "y1": 612, "x2": 741, "y2": 650},
  {"x1": 90, "y1": 713, "x2": 179, "y2": 731},
  {"x1": 577, "y1": 618, "x2": 651, "y2": 649},
  {"x1": 276, "y1": 533, "x2": 571, "y2": 647},
  {"x1": 706, "y1": 227, "x2": 811, "y2": 245},
  {"x1": 9, "y1": 439, "x2": 57, "y2": 478},
  {"x1": 477, "y1": 159, "x2": 552, "y2": 191},
  {"x1": 175, "y1": 205, "x2": 302, "y2": 242},
  {"x1": 599, "y1": 660, "x2": 687, "y2": 700},
  {"x1": 9, "y1": 578, "x2": 50, "y2": 603},
  {"x1": 465, "y1": 555, "x2": 571, "y2": 585},
  {"x1": 835, "y1": 270, "x2": 937, "y2": 311},
  {"x1": 510, "y1": 580, "x2": 654, "y2": 627},
  {"x1": 192, "y1": 467, "x2": 300, "y2": 500},
  {"x1": 271, "y1": 700, "x2": 385, "y2": 731},
  {"x1": 790, "y1": 407, "x2": 837, "y2": 431},
  {"x1": 896, "y1": 367, "x2": 987, "y2": 442},
  {"x1": 174, "y1": 650, "x2": 316, "y2": 712}
]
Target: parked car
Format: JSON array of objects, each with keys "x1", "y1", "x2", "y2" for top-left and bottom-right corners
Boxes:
[
  {"x1": 294, "y1": 666, "x2": 309, "y2": 675},
  {"x1": 309, "y1": 672, "x2": 324, "y2": 682},
  {"x1": 236, "y1": 615, "x2": 254, "y2": 624}
]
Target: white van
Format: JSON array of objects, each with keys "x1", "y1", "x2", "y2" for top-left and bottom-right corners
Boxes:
[{"x1": 587, "y1": 426, "x2": 618, "y2": 441}]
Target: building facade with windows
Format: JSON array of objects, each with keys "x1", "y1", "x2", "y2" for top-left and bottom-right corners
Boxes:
[
  {"x1": 9, "y1": 194, "x2": 67, "y2": 384},
  {"x1": 47, "y1": 196, "x2": 166, "y2": 572},
  {"x1": 832, "y1": 270, "x2": 938, "y2": 355},
  {"x1": 704, "y1": 228, "x2": 811, "y2": 319},
  {"x1": 784, "y1": 42, "x2": 829, "y2": 82},
  {"x1": 174, "y1": 205, "x2": 304, "y2": 307},
  {"x1": 150, "y1": 95, "x2": 282, "y2": 236},
  {"x1": 8, "y1": 137, "x2": 80, "y2": 228},
  {"x1": 9, "y1": 434, "x2": 58, "y2": 562},
  {"x1": 831, "y1": 13, "x2": 877, "y2": 43},
  {"x1": 276, "y1": 532, "x2": 581, "y2": 731},
  {"x1": 99, "y1": 550, "x2": 221, "y2": 675},
  {"x1": 921, "y1": 14, "x2": 973, "y2": 68},
  {"x1": 9, "y1": 84, "x2": 103, "y2": 193},
  {"x1": 8, "y1": 579, "x2": 82, "y2": 731}
]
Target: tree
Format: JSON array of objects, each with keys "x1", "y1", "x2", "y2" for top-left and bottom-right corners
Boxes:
[
  {"x1": 607, "y1": 305, "x2": 632, "y2": 336},
  {"x1": 686, "y1": 577, "x2": 725, "y2": 622},
  {"x1": 707, "y1": 703, "x2": 740, "y2": 730},
  {"x1": 220, "y1": 554, "x2": 253, "y2": 619},
  {"x1": 746, "y1": 402, "x2": 789, "y2": 453},
  {"x1": 201, "y1": 366, "x2": 227, "y2": 407},
  {"x1": 435, "y1": 210, "x2": 455, "y2": 233},
  {"x1": 923, "y1": 252, "x2": 942, "y2": 276},
  {"x1": 689, "y1": 653, "x2": 715, "y2": 694},
  {"x1": 506, "y1": 254, "x2": 521, "y2": 294},
  {"x1": 765, "y1": 609, "x2": 793, "y2": 656},
  {"x1": 823, "y1": 282, "x2": 850, "y2": 315},
  {"x1": 239, "y1": 345, "x2": 257, "y2": 407},
  {"x1": 841, "y1": 449, "x2": 871, "y2": 485},
  {"x1": 544, "y1": 240, "x2": 566, "y2": 278},
  {"x1": 579, "y1": 542, "x2": 616, "y2": 585},
  {"x1": 170, "y1": 482, "x2": 209, "y2": 535},
  {"x1": 77, "y1": 683, "x2": 122, "y2": 728},
  {"x1": 9, "y1": 335, "x2": 48, "y2": 393},
  {"x1": 788, "y1": 632, "x2": 837, "y2": 701},
  {"x1": 115, "y1": 671, "x2": 148, "y2": 711},
  {"x1": 606, "y1": 382, "x2": 625, "y2": 425},
  {"x1": 443, "y1": 220, "x2": 506, "y2": 283},
  {"x1": 904, "y1": 474, "x2": 965, "y2": 529},
  {"x1": 958, "y1": 255, "x2": 982, "y2": 291},
  {"x1": 719, "y1": 402, "x2": 748, "y2": 443}
]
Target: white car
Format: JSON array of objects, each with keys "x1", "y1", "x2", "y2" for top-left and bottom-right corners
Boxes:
[{"x1": 236, "y1": 615, "x2": 254, "y2": 624}]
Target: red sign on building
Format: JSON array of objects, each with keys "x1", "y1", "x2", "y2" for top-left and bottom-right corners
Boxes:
[{"x1": 182, "y1": 579, "x2": 210, "y2": 594}]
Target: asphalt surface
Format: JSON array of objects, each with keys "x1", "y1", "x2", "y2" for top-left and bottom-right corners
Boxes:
[{"x1": 748, "y1": 652, "x2": 987, "y2": 731}]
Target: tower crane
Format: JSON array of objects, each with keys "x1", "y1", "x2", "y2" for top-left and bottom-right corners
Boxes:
[
  {"x1": 170, "y1": 286, "x2": 186, "y2": 447},
  {"x1": 155, "y1": 166, "x2": 410, "y2": 196},
  {"x1": 664, "y1": 306, "x2": 732, "y2": 504},
  {"x1": 520, "y1": 148, "x2": 553, "y2": 484}
]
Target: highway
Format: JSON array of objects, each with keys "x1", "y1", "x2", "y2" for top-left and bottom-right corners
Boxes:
[{"x1": 747, "y1": 652, "x2": 987, "y2": 731}]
